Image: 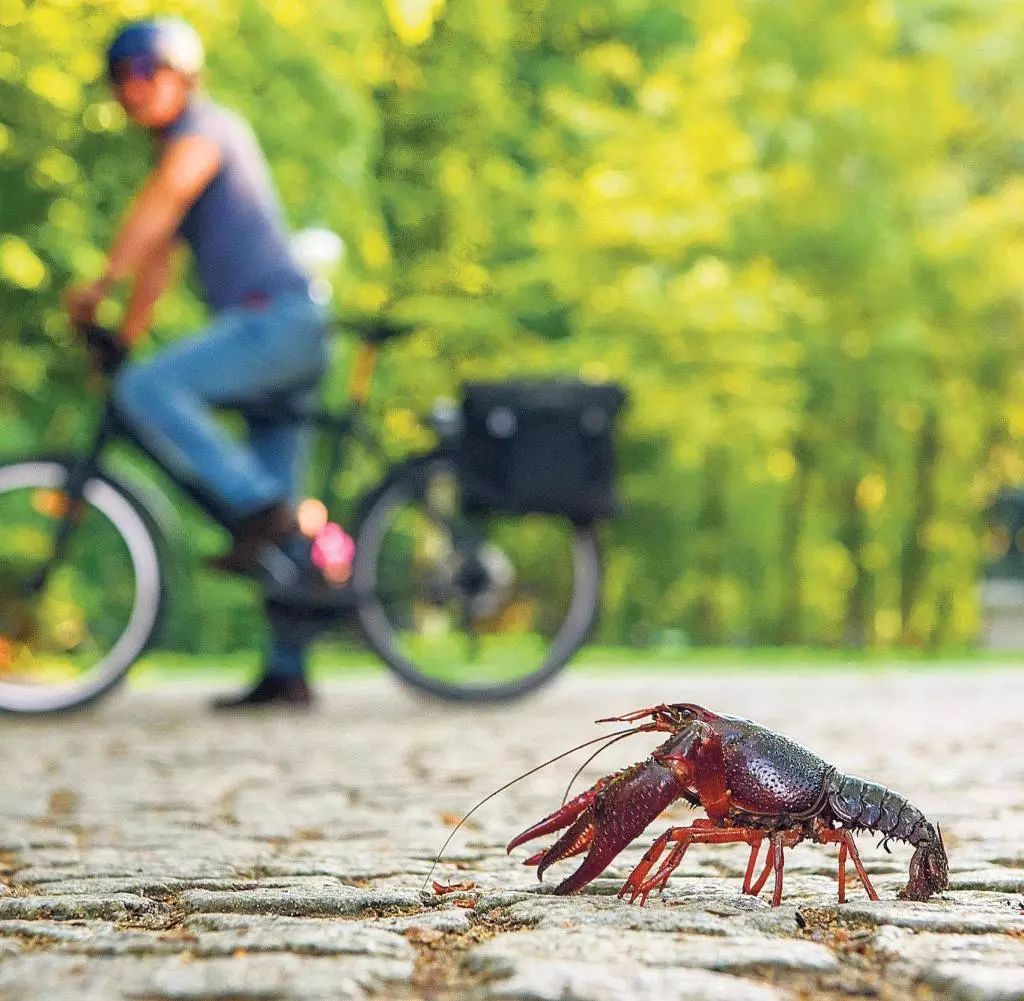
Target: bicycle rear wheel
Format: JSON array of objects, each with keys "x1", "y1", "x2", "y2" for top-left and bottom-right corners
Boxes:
[
  {"x1": 0, "y1": 459, "x2": 163, "y2": 713},
  {"x1": 353, "y1": 454, "x2": 601, "y2": 701}
]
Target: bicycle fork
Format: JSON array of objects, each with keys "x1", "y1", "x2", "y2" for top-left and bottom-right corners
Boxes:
[{"x1": 24, "y1": 406, "x2": 116, "y2": 597}]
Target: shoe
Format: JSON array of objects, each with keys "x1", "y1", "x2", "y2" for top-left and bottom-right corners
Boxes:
[
  {"x1": 207, "y1": 503, "x2": 297, "y2": 576},
  {"x1": 211, "y1": 674, "x2": 314, "y2": 710}
]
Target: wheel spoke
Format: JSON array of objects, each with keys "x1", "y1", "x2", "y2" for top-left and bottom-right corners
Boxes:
[
  {"x1": 354, "y1": 455, "x2": 601, "y2": 699},
  {"x1": 460, "y1": 597, "x2": 480, "y2": 663},
  {"x1": 0, "y1": 462, "x2": 161, "y2": 713}
]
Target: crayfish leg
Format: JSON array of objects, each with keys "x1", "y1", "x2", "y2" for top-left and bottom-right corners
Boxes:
[
  {"x1": 631, "y1": 839, "x2": 689, "y2": 906},
  {"x1": 622, "y1": 825, "x2": 795, "y2": 906},
  {"x1": 844, "y1": 832, "x2": 879, "y2": 902},
  {"x1": 770, "y1": 833, "x2": 786, "y2": 908},
  {"x1": 817, "y1": 827, "x2": 879, "y2": 903},
  {"x1": 748, "y1": 848, "x2": 774, "y2": 897},
  {"x1": 616, "y1": 828, "x2": 674, "y2": 902},
  {"x1": 620, "y1": 818, "x2": 727, "y2": 903},
  {"x1": 746, "y1": 829, "x2": 803, "y2": 904},
  {"x1": 742, "y1": 838, "x2": 765, "y2": 895},
  {"x1": 838, "y1": 838, "x2": 848, "y2": 904}
]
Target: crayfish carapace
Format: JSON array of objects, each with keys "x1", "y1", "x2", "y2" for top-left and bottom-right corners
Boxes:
[{"x1": 506, "y1": 703, "x2": 949, "y2": 907}]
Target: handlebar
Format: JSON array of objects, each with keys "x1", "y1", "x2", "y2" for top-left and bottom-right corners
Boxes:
[
  {"x1": 74, "y1": 322, "x2": 128, "y2": 375},
  {"x1": 73, "y1": 313, "x2": 415, "y2": 372},
  {"x1": 331, "y1": 315, "x2": 416, "y2": 345}
]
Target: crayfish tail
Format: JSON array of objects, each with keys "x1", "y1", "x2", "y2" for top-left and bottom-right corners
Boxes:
[
  {"x1": 828, "y1": 773, "x2": 948, "y2": 902},
  {"x1": 899, "y1": 825, "x2": 949, "y2": 901}
]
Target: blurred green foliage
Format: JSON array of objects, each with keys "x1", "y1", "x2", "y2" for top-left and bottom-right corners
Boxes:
[{"x1": 3, "y1": 0, "x2": 1024, "y2": 652}]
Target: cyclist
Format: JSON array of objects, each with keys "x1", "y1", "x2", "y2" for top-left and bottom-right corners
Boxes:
[{"x1": 64, "y1": 18, "x2": 328, "y2": 709}]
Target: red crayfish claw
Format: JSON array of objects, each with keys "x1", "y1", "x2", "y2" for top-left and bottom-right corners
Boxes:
[{"x1": 507, "y1": 757, "x2": 688, "y2": 895}]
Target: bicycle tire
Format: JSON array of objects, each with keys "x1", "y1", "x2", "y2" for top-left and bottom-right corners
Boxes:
[
  {"x1": 352, "y1": 452, "x2": 601, "y2": 701},
  {"x1": 0, "y1": 458, "x2": 164, "y2": 714}
]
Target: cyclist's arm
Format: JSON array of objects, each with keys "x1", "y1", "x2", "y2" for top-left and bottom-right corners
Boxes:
[
  {"x1": 100, "y1": 135, "x2": 220, "y2": 293},
  {"x1": 64, "y1": 135, "x2": 219, "y2": 330},
  {"x1": 120, "y1": 241, "x2": 182, "y2": 346}
]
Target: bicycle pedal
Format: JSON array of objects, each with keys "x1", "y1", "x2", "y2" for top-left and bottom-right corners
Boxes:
[
  {"x1": 258, "y1": 544, "x2": 303, "y2": 588},
  {"x1": 258, "y1": 538, "x2": 356, "y2": 610}
]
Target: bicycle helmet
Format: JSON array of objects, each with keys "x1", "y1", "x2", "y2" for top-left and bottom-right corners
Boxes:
[{"x1": 106, "y1": 18, "x2": 204, "y2": 82}]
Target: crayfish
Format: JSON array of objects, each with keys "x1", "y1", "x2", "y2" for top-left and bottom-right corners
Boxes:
[{"x1": 505, "y1": 703, "x2": 948, "y2": 907}]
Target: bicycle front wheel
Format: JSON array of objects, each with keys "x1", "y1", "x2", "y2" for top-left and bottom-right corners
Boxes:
[
  {"x1": 0, "y1": 459, "x2": 163, "y2": 713},
  {"x1": 353, "y1": 454, "x2": 601, "y2": 701}
]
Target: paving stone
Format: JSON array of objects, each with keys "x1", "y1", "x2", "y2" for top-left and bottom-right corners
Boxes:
[
  {"x1": 254, "y1": 849, "x2": 434, "y2": 880},
  {"x1": 176, "y1": 913, "x2": 414, "y2": 958},
  {"x1": 0, "y1": 673, "x2": 1022, "y2": 1000},
  {"x1": 921, "y1": 964, "x2": 1024, "y2": 1001},
  {"x1": 0, "y1": 953, "x2": 408, "y2": 1000},
  {"x1": 384, "y1": 908, "x2": 475, "y2": 933},
  {"x1": 949, "y1": 869, "x2": 1024, "y2": 893},
  {"x1": 468, "y1": 890, "x2": 539, "y2": 914},
  {"x1": 871, "y1": 926, "x2": 1024, "y2": 966},
  {"x1": 495, "y1": 894, "x2": 738, "y2": 934},
  {"x1": 468, "y1": 927, "x2": 837, "y2": 976},
  {"x1": 0, "y1": 831, "x2": 77, "y2": 851},
  {"x1": 8, "y1": 876, "x2": 225, "y2": 896},
  {"x1": 480, "y1": 960, "x2": 790, "y2": 1001},
  {"x1": 0, "y1": 919, "x2": 187, "y2": 955},
  {"x1": 0, "y1": 893, "x2": 171, "y2": 922},
  {"x1": 12, "y1": 874, "x2": 355, "y2": 897},
  {"x1": 818, "y1": 894, "x2": 1024, "y2": 934},
  {"x1": 179, "y1": 884, "x2": 422, "y2": 917},
  {"x1": 12, "y1": 859, "x2": 245, "y2": 886}
]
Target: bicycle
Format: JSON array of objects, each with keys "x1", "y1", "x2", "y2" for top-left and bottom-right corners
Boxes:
[{"x1": 0, "y1": 318, "x2": 605, "y2": 713}]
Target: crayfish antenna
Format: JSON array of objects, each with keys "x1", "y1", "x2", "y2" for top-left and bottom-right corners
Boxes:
[
  {"x1": 420, "y1": 726, "x2": 646, "y2": 892},
  {"x1": 560, "y1": 728, "x2": 659, "y2": 806},
  {"x1": 595, "y1": 705, "x2": 668, "y2": 724}
]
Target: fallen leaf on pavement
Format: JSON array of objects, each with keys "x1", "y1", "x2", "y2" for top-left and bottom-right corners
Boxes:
[{"x1": 432, "y1": 880, "x2": 477, "y2": 895}]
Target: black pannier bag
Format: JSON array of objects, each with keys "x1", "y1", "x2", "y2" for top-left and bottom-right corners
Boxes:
[{"x1": 458, "y1": 379, "x2": 627, "y2": 521}]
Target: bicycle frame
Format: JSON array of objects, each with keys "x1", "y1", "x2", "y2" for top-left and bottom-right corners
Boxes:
[
  {"x1": 25, "y1": 320, "x2": 494, "y2": 638},
  {"x1": 32, "y1": 341, "x2": 391, "y2": 598},
  {"x1": 3, "y1": 323, "x2": 605, "y2": 706}
]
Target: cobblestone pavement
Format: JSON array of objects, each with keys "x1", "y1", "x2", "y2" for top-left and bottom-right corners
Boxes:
[{"x1": 0, "y1": 667, "x2": 1023, "y2": 1000}]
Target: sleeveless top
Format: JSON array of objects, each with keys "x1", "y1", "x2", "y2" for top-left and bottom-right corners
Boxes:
[{"x1": 160, "y1": 98, "x2": 310, "y2": 312}]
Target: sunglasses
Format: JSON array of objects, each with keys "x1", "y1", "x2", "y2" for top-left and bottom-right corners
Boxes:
[{"x1": 109, "y1": 54, "x2": 159, "y2": 85}]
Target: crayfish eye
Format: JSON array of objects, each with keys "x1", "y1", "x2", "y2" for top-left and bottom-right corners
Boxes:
[{"x1": 667, "y1": 704, "x2": 695, "y2": 723}]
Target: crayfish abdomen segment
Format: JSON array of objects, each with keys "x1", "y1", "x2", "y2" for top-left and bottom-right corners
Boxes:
[{"x1": 827, "y1": 773, "x2": 928, "y2": 843}]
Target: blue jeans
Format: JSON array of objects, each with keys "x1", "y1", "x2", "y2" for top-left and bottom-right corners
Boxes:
[{"x1": 114, "y1": 291, "x2": 329, "y2": 679}]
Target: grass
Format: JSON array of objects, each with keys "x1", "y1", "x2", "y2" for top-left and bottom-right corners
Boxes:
[{"x1": 126, "y1": 642, "x2": 1024, "y2": 687}]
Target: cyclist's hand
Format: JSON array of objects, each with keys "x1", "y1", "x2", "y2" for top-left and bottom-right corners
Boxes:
[
  {"x1": 76, "y1": 323, "x2": 129, "y2": 376},
  {"x1": 63, "y1": 279, "x2": 110, "y2": 326}
]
